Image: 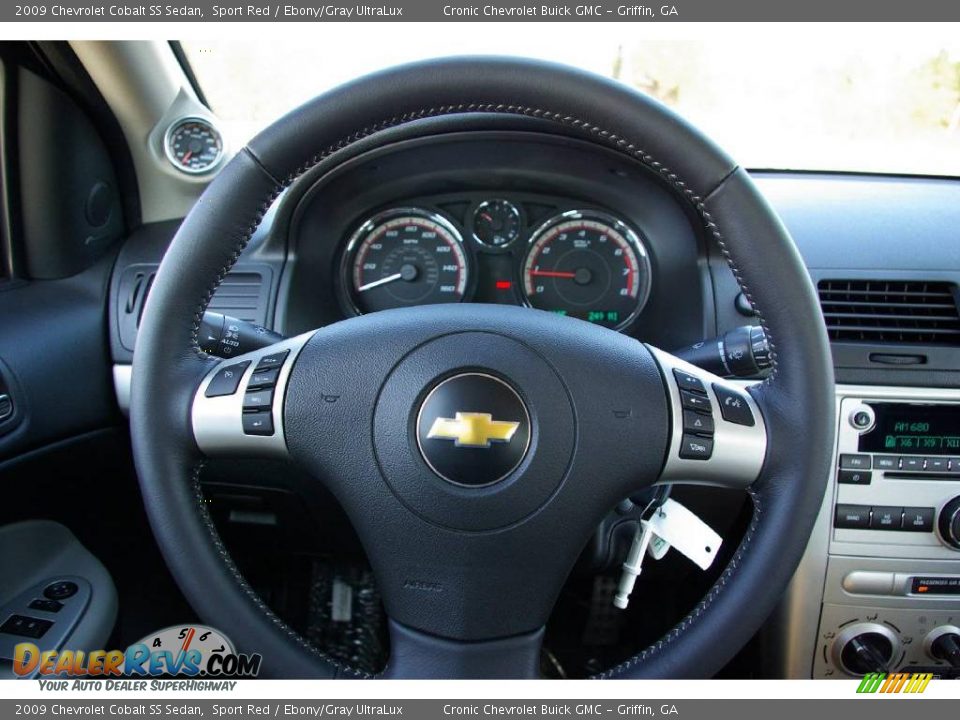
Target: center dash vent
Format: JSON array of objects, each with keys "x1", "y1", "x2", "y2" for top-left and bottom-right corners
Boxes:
[{"x1": 817, "y1": 279, "x2": 960, "y2": 345}]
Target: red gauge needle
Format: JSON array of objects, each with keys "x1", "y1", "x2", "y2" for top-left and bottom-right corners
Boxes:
[
  {"x1": 181, "y1": 151, "x2": 193, "y2": 164},
  {"x1": 529, "y1": 270, "x2": 577, "y2": 279}
]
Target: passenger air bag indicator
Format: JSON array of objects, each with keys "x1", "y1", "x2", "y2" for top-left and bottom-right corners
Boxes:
[{"x1": 911, "y1": 577, "x2": 960, "y2": 595}]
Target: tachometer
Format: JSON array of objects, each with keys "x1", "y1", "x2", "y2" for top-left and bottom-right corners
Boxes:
[
  {"x1": 521, "y1": 210, "x2": 651, "y2": 331},
  {"x1": 344, "y1": 208, "x2": 470, "y2": 315}
]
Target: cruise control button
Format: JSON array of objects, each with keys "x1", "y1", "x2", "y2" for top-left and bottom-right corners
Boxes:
[
  {"x1": 679, "y1": 434, "x2": 713, "y2": 460},
  {"x1": 204, "y1": 361, "x2": 251, "y2": 398},
  {"x1": 840, "y1": 454, "x2": 872, "y2": 470},
  {"x1": 243, "y1": 388, "x2": 274, "y2": 412},
  {"x1": 874, "y1": 455, "x2": 900, "y2": 470},
  {"x1": 673, "y1": 369, "x2": 706, "y2": 395},
  {"x1": 834, "y1": 504, "x2": 870, "y2": 529},
  {"x1": 247, "y1": 367, "x2": 280, "y2": 389},
  {"x1": 242, "y1": 412, "x2": 274, "y2": 436},
  {"x1": 838, "y1": 470, "x2": 871, "y2": 485},
  {"x1": 870, "y1": 506, "x2": 903, "y2": 530},
  {"x1": 680, "y1": 390, "x2": 711, "y2": 414},
  {"x1": 712, "y1": 384, "x2": 755, "y2": 426},
  {"x1": 902, "y1": 507, "x2": 934, "y2": 532},
  {"x1": 683, "y1": 410, "x2": 714, "y2": 435},
  {"x1": 255, "y1": 350, "x2": 289, "y2": 372}
]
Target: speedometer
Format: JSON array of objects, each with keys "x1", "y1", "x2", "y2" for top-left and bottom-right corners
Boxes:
[
  {"x1": 343, "y1": 208, "x2": 471, "y2": 315},
  {"x1": 521, "y1": 210, "x2": 651, "y2": 331}
]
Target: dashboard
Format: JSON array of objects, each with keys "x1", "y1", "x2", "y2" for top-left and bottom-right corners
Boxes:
[
  {"x1": 338, "y1": 199, "x2": 652, "y2": 332},
  {"x1": 277, "y1": 129, "x2": 713, "y2": 351}
]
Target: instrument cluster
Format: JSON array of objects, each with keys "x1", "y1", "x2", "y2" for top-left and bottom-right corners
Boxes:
[{"x1": 338, "y1": 195, "x2": 653, "y2": 332}]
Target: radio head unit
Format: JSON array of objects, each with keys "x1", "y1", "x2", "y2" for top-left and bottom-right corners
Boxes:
[{"x1": 859, "y1": 402, "x2": 960, "y2": 456}]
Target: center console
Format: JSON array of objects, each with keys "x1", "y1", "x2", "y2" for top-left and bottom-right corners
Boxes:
[{"x1": 775, "y1": 385, "x2": 960, "y2": 678}]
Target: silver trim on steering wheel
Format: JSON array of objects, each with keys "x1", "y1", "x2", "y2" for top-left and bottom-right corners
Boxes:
[
  {"x1": 192, "y1": 332, "x2": 315, "y2": 458},
  {"x1": 649, "y1": 346, "x2": 767, "y2": 489}
]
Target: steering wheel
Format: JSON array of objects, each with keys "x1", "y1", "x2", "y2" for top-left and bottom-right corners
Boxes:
[{"x1": 131, "y1": 57, "x2": 834, "y2": 679}]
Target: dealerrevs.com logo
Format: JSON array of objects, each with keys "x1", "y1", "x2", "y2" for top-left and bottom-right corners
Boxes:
[{"x1": 12, "y1": 625, "x2": 261, "y2": 680}]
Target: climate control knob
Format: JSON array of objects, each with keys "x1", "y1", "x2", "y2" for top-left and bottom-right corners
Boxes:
[
  {"x1": 924, "y1": 626, "x2": 960, "y2": 668},
  {"x1": 832, "y1": 623, "x2": 900, "y2": 676},
  {"x1": 937, "y1": 496, "x2": 960, "y2": 550}
]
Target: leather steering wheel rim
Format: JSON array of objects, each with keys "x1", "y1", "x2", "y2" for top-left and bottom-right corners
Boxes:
[{"x1": 131, "y1": 56, "x2": 835, "y2": 679}]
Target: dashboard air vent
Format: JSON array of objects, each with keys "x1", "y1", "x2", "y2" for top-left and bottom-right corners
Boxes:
[
  {"x1": 205, "y1": 272, "x2": 265, "y2": 323},
  {"x1": 817, "y1": 280, "x2": 960, "y2": 345}
]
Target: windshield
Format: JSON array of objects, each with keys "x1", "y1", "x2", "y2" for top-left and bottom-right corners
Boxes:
[{"x1": 182, "y1": 26, "x2": 960, "y2": 177}]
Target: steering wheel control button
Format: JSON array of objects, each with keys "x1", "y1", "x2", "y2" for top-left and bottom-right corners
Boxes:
[
  {"x1": 43, "y1": 581, "x2": 78, "y2": 600},
  {"x1": 870, "y1": 506, "x2": 904, "y2": 530},
  {"x1": 840, "y1": 454, "x2": 872, "y2": 470},
  {"x1": 672, "y1": 369, "x2": 706, "y2": 395},
  {"x1": 712, "y1": 384, "x2": 756, "y2": 426},
  {"x1": 416, "y1": 373, "x2": 530, "y2": 487},
  {"x1": 243, "y1": 388, "x2": 274, "y2": 411},
  {"x1": 680, "y1": 390, "x2": 711, "y2": 414},
  {"x1": 838, "y1": 470, "x2": 872, "y2": 485},
  {"x1": 0, "y1": 614, "x2": 53, "y2": 639},
  {"x1": 682, "y1": 410, "x2": 714, "y2": 436},
  {"x1": 254, "y1": 350, "x2": 289, "y2": 372},
  {"x1": 242, "y1": 412, "x2": 274, "y2": 436},
  {"x1": 28, "y1": 599, "x2": 64, "y2": 613},
  {"x1": 247, "y1": 367, "x2": 280, "y2": 389},
  {"x1": 903, "y1": 507, "x2": 935, "y2": 532},
  {"x1": 679, "y1": 434, "x2": 714, "y2": 460},
  {"x1": 834, "y1": 504, "x2": 871, "y2": 529},
  {"x1": 204, "y1": 361, "x2": 251, "y2": 398}
]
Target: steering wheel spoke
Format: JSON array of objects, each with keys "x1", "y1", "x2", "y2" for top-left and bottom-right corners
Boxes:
[
  {"x1": 648, "y1": 346, "x2": 767, "y2": 491},
  {"x1": 192, "y1": 332, "x2": 315, "y2": 459}
]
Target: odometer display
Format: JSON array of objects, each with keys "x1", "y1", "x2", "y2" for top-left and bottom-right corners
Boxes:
[
  {"x1": 345, "y1": 209, "x2": 470, "y2": 315},
  {"x1": 521, "y1": 211, "x2": 651, "y2": 330}
]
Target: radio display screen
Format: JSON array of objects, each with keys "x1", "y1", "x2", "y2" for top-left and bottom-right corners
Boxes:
[{"x1": 860, "y1": 403, "x2": 960, "y2": 455}]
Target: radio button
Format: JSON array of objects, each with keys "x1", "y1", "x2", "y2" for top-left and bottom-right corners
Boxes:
[
  {"x1": 874, "y1": 455, "x2": 900, "y2": 471},
  {"x1": 903, "y1": 507, "x2": 935, "y2": 532},
  {"x1": 901, "y1": 457, "x2": 924, "y2": 472},
  {"x1": 840, "y1": 454, "x2": 872, "y2": 470},
  {"x1": 924, "y1": 457, "x2": 950, "y2": 472},
  {"x1": 834, "y1": 504, "x2": 870, "y2": 529},
  {"x1": 870, "y1": 506, "x2": 904, "y2": 530},
  {"x1": 838, "y1": 470, "x2": 871, "y2": 485}
]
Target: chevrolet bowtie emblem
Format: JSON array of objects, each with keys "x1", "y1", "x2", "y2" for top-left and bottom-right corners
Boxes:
[{"x1": 426, "y1": 412, "x2": 520, "y2": 448}]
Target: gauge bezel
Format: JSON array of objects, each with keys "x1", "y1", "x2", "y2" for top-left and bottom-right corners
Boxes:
[
  {"x1": 163, "y1": 115, "x2": 226, "y2": 176},
  {"x1": 340, "y1": 207, "x2": 473, "y2": 317},
  {"x1": 471, "y1": 198, "x2": 523, "y2": 249},
  {"x1": 520, "y1": 209, "x2": 653, "y2": 332}
]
